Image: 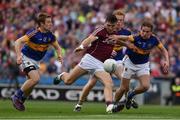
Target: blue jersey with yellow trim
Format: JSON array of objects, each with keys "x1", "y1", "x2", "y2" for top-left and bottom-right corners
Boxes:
[
  {"x1": 21, "y1": 28, "x2": 56, "y2": 61},
  {"x1": 126, "y1": 34, "x2": 160, "y2": 64},
  {"x1": 113, "y1": 28, "x2": 131, "y2": 60}
]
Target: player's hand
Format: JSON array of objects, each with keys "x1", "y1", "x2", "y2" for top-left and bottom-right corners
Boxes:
[
  {"x1": 109, "y1": 35, "x2": 119, "y2": 40},
  {"x1": 161, "y1": 60, "x2": 169, "y2": 74},
  {"x1": 16, "y1": 56, "x2": 22, "y2": 65},
  {"x1": 127, "y1": 43, "x2": 136, "y2": 50},
  {"x1": 108, "y1": 35, "x2": 119, "y2": 42},
  {"x1": 74, "y1": 46, "x2": 84, "y2": 53}
]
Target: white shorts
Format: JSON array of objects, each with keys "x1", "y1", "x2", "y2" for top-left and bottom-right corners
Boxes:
[
  {"x1": 78, "y1": 54, "x2": 105, "y2": 74},
  {"x1": 20, "y1": 54, "x2": 40, "y2": 71},
  {"x1": 122, "y1": 56, "x2": 150, "y2": 79},
  {"x1": 116, "y1": 60, "x2": 123, "y2": 65}
]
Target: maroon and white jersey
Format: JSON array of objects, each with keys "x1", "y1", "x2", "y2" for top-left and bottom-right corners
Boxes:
[{"x1": 86, "y1": 26, "x2": 115, "y2": 62}]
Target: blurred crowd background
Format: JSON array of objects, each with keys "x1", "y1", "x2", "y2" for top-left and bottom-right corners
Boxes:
[{"x1": 0, "y1": 0, "x2": 180, "y2": 80}]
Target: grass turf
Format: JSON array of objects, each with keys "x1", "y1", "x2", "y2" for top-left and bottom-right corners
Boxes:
[{"x1": 0, "y1": 100, "x2": 179, "y2": 120}]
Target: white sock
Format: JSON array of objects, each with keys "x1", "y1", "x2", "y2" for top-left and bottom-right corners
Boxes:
[{"x1": 57, "y1": 72, "x2": 65, "y2": 80}]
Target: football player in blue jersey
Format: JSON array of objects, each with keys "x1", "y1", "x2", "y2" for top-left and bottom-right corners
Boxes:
[
  {"x1": 73, "y1": 10, "x2": 138, "y2": 112},
  {"x1": 11, "y1": 13, "x2": 63, "y2": 111},
  {"x1": 109, "y1": 21, "x2": 169, "y2": 109}
]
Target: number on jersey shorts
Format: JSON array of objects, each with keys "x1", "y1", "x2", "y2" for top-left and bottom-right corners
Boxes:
[{"x1": 122, "y1": 56, "x2": 150, "y2": 79}]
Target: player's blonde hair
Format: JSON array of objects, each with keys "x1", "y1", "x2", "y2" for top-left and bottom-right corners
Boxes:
[{"x1": 113, "y1": 9, "x2": 125, "y2": 17}]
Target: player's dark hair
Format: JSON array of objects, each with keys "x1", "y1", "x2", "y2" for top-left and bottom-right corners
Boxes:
[
  {"x1": 36, "y1": 13, "x2": 51, "y2": 26},
  {"x1": 105, "y1": 14, "x2": 118, "y2": 24},
  {"x1": 141, "y1": 21, "x2": 154, "y2": 31}
]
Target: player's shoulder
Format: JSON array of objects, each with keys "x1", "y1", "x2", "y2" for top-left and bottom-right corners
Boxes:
[
  {"x1": 151, "y1": 34, "x2": 158, "y2": 39},
  {"x1": 151, "y1": 34, "x2": 160, "y2": 41},
  {"x1": 91, "y1": 25, "x2": 105, "y2": 36},
  {"x1": 47, "y1": 31, "x2": 56, "y2": 40},
  {"x1": 46, "y1": 30, "x2": 55, "y2": 36},
  {"x1": 25, "y1": 28, "x2": 38, "y2": 38},
  {"x1": 26, "y1": 28, "x2": 38, "y2": 35}
]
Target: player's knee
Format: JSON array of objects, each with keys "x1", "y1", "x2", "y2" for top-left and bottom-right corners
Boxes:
[
  {"x1": 31, "y1": 76, "x2": 40, "y2": 85},
  {"x1": 142, "y1": 84, "x2": 150, "y2": 91}
]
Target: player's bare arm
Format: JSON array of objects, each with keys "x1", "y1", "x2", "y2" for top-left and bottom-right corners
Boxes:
[
  {"x1": 74, "y1": 34, "x2": 98, "y2": 53},
  {"x1": 157, "y1": 43, "x2": 169, "y2": 73},
  {"x1": 113, "y1": 37, "x2": 151, "y2": 55},
  {"x1": 109, "y1": 35, "x2": 131, "y2": 42},
  {"x1": 14, "y1": 35, "x2": 29, "y2": 65},
  {"x1": 51, "y1": 40, "x2": 63, "y2": 63}
]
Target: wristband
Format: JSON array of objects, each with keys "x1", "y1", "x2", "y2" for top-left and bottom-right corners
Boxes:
[{"x1": 79, "y1": 44, "x2": 84, "y2": 49}]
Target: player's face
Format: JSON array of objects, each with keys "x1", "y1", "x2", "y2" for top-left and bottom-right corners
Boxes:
[
  {"x1": 43, "y1": 18, "x2": 53, "y2": 31},
  {"x1": 105, "y1": 22, "x2": 117, "y2": 33},
  {"x1": 116, "y1": 15, "x2": 124, "y2": 29},
  {"x1": 140, "y1": 26, "x2": 152, "y2": 39}
]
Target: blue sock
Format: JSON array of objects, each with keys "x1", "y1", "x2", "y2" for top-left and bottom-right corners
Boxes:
[
  {"x1": 22, "y1": 94, "x2": 27, "y2": 102},
  {"x1": 128, "y1": 91, "x2": 136, "y2": 99},
  {"x1": 15, "y1": 89, "x2": 24, "y2": 100}
]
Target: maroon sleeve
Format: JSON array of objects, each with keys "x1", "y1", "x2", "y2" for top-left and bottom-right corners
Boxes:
[{"x1": 91, "y1": 25, "x2": 105, "y2": 37}]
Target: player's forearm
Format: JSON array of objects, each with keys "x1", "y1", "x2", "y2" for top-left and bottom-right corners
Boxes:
[
  {"x1": 80, "y1": 35, "x2": 97, "y2": 48},
  {"x1": 80, "y1": 40, "x2": 89, "y2": 48},
  {"x1": 116, "y1": 40, "x2": 128, "y2": 46},
  {"x1": 116, "y1": 35, "x2": 129, "y2": 41},
  {"x1": 14, "y1": 39, "x2": 22, "y2": 57},
  {"x1": 80, "y1": 38, "x2": 92, "y2": 48},
  {"x1": 54, "y1": 45, "x2": 62, "y2": 57},
  {"x1": 162, "y1": 48, "x2": 169, "y2": 63}
]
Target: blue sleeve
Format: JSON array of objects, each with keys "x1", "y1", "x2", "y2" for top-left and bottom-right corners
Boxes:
[
  {"x1": 51, "y1": 34, "x2": 56, "y2": 43},
  {"x1": 25, "y1": 28, "x2": 36, "y2": 38},
  {"x1": 154, "y1": 36, "x2": 160, "y2": 46}
]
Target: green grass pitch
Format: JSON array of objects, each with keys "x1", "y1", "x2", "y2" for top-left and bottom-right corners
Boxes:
[{"x1": 0, "y1": 100, "x2": 179, "y2": 120}]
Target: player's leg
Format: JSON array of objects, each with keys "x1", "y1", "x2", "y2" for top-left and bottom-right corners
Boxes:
[
  {"x1": 74, "y1": 76, "x2": 97, "y2": 112},
  {"x1": 94, "y1": 71, "x2": 114, "y2": 113},
  {"x1": 127, "y1": 63, "x2": 150, "y2": 100},
  {"x1": 114, "y1": 63, "x2": 139, "y2": 109},
  {"x1": 114, "y1": 63, "x2": 133, "y2": 103},
  {"x1": 11, "y1": 69, "x2": 40, "y2": 111},
  {"x1": 126, "y1": 65, "x2": 150, "y2": 109},
  {"x1": 54, "y1": 54, "x2": 93, "y2": 85},
  {"x1": 114, "y1": 61, "x2": 124, "y2": 80},
  {"x1": 54, "y1": 65, "x2": 87, "y2": 85},
  {"x1": 95, "y1": 71, "x2": 113, "y2": 104},
  {"x1": 114, "y1": 78, "x2": 130, "y2": 102},
  {"x1": 11, "y1": 55, "x2": 40, "y2": 111},
  {"x1": 114, "y1": 63, "x2": 128, "y2": 102},
  {"x1": 21, "y1": 70, "x2": 40, "y2": 96},
  {"x1": 94, "y1": 71, "x2": 124, "y2": 113},
  {"x1": 126, "y1": 75, "x2": 150, "y2": 109},
  {"x1": 128, "y1": 74, "x2": 150, "y2": 98}
]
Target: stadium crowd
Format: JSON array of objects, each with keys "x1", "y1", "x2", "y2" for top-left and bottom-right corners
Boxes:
[{"x1": 0, "y1": 0, "x2": 180, "y2": 79}]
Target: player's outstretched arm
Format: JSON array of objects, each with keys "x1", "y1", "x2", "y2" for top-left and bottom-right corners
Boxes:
[
  {"x1": 51, "y1": 40, "x2": 63, "y2": 63},
  {"x1": 157, "y1": 43, "x2": 169, "y2": 74},
  {"x1": 109, "y1": 35, "x2": 133, "y2": 43},
  {"x1": 74, "y1": 35, "x2": 98, "y2": 53},
  {"x1": 14, "y1": 35, "x2": 29, "y2": 65}
]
